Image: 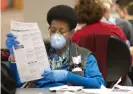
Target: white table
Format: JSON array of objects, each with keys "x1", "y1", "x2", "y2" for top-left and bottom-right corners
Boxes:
[
  {"x1": 16, "y1": 88, "x2": 83, "y2": 94},
  {"x1": 16, "y1": 88, "x2": 53, "y2": 94}
]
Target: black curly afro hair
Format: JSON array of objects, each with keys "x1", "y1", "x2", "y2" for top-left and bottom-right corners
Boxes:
[{"x1": 47, "y1": 5, "x2": 77, "y2": 31}]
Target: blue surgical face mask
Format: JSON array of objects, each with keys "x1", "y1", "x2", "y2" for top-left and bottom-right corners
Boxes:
[{"x1": 50, "y1": 33, "x2": 66, "y2": 50}]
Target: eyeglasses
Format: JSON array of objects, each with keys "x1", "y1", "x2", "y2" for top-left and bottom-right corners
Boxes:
[{"x1": 49, "y1": 26, "x2": 69, "y2": 34}]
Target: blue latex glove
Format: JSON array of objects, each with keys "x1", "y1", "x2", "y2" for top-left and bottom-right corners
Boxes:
[
  {"x1": 6, "y1": 33, "x2": 19, "y2": 55},
  {"x1": 42, "y1": 70, "x2": 68, "y2": 82}
]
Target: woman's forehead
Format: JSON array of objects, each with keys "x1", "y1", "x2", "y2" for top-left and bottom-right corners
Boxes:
[{"x1": 51, "y1": 20, "x2": 69, "y2": 27}]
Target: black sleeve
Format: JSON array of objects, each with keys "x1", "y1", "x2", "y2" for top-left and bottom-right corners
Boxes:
[
  {"x1": 126, "y1": 20, "x2": 133, "y2": 46},
  {"x1": 1, "y1": 63, "x2": 17, "y2": 94},
  {"x1": 116, "y1": 19, "x2": 133, "y2": 46}
]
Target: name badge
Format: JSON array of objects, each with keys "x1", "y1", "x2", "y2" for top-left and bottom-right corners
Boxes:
[{"x1": 72, "y1": 55, "x2": 81, "y2": 64}]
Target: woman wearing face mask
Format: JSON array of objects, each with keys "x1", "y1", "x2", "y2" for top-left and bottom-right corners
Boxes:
[{"x1": 6, "y1": 5, "x2": 105, "y2": 88}]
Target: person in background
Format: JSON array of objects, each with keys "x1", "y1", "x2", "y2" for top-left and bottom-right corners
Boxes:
[
  {"x1": 6, "y1": 5, "x2": 105, "y2": 88},
  {"x1": 104, "y1": 0, "x2": 133, "y2": 85},
  {"x1": 73, "y1": 0, "x2": 132, "y2": 86},
  {"x1": 115, "y1": 0, "x2": 133, "y2": 85},
  {"x1": 102, "y1": 0, "x2": 133, "y2": 46},
  {"x1": 116, "y1": 0, "x2": 133, "y2": 26},
  {"x1": 72, "y1": 0, "x2": 127, "y2": 45},
  {"x1": 101, "y1": 0, "x2": 114, "y2": 23},
  {"x1": 1, "y1": 63, "x2": 17, "y2": 94}
]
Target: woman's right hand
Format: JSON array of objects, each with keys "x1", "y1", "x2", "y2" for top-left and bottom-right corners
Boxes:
[{"x1": 6, "y1": 33, "x2": 20, "y2": 61}]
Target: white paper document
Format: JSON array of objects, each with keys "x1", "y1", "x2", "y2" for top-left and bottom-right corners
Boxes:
[
  {"x1": 82, "y1": 89, "x2": 132, "y2": 94},
  {"x1": 82, "y1": 84, "x2": 133, "y2": 94},
  {"x1": 11, "y1": 21, "x2": 50, "y2": 82},
  {"x1": 115, "y1": 85, "x2": 133, "y2": 91}
]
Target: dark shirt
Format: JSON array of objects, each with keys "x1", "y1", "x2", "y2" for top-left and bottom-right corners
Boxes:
[
  {"x1": 115, "y1": 18, "x2": 133, "y2": 46},
  {"x1": 129, "y1": 20, "x2": 133, "y2": 26}
]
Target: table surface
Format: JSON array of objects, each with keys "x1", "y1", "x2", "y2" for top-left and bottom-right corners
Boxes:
[
  {"x1": 16, "y1": 88, "x2": 133, "y2": 94},
  {"x1": 16, "y1": 89, "x2": 53, "y2": 94},
  {"x1": 16, "y1": 88, "x2": 83, "y2": 94}
]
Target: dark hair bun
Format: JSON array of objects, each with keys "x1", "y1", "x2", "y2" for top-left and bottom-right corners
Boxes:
[{"x1": 47, "y1": 5, "x2": 77, "y2": 31}]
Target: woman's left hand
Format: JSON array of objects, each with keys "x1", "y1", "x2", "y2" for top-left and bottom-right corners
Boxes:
[{"x1": 41, "y1": 69, "x2": 68, "y2": 82}]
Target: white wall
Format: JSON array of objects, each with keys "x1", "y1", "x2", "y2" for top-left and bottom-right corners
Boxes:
[
  {"x1": 1, "y1": 10, "x2": 24, "y2": 48},
  {"x1": 23, "y1": 0, "x2": 75, "y2": 40}
]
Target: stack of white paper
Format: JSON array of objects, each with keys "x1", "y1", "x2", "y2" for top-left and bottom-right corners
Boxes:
[
  {"x1": 82, "y1": 89, "x2": 132, "y2": 94},
  {"x1": 82, "y1": 85, "x2": 133, "y2": 94},
  {"x1": 82, "y1": 79, "x2": 133, "y2": 94},
  {"x1": 115, "y1": 85, "x2": 133, "y2": 91},
  {"x1": 49, "y1": 85, "x2": 83, "y2": 92}
]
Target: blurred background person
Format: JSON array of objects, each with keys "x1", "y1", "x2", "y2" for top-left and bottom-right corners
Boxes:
[
  {"x1": 72, "y1": 0, "x2": 127, "y2": 45},
  {"x1": 1, "y1": 63, "x2": 17, "y2": 94},
  {"x1": 73, "y1": 0, "x2": 132, "y2": 86},
  {"x1": 114, "y1": 0, "x2": 133, "y2": 85},
  {"x1": 116, "y1": 0, "x2": 133, "y2": 26},
  {"x1": 102, "y1": 0, "x2": 133, "y2": 46}
]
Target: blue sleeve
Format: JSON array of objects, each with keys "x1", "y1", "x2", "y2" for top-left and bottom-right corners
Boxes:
[
  {"x1": 8, "y1": 61, "x2": 23, "y2": 87},
  {"x1": 67, "y1": 54, "x2": 105, "y2": 88}
]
